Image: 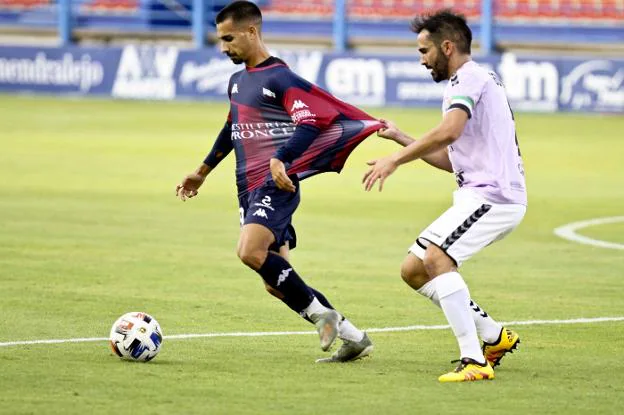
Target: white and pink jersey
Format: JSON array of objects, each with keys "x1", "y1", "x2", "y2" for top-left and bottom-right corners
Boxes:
[{"x1": 443, "y1": 60, "x2": 527, "y2": 206}]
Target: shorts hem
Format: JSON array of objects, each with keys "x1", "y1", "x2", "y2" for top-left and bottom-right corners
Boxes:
[{"x1": 418, "y1": 237, "x2": 460, "y2": 267}]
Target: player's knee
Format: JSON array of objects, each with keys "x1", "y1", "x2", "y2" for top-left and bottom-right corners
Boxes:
[
  {"x1": 237, "y1": 245, "x2": 266, "y2": 270},
  {"x1": 400, "y1": 255, "x2": 430, "y2": 290},
  {"x1": 423, "y1": 245, "x2": 455, "y2": 277},
  {"x1": 399, "y1": 261, "x2": 416, "y2": 284}
]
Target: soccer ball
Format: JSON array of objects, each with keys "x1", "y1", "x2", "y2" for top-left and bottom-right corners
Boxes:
[{"x1": 109, "y1": 312, "x2": 163, "y2": 362}]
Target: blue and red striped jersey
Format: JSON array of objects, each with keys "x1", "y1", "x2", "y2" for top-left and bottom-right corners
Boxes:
[{"x1": 222, "y1": 57, "x2": 382, "y2": 197}]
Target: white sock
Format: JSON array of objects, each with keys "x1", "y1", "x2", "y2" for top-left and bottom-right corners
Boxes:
[
  {"x1": 417, "y1": 280, "x2": 501, "y2": 344},
  {"x1": 303, "y1": 297, "x2": 330, "y2": 319},
  {"x1": 416, "y1": 280, "x2": 440, "y2": 307},
  {"x1": 338, "y1": 318, "x2": 364, "y2": 342},
  {"x1": 469, "y1": 299, "x2": 503, "y2": 344},
  {"x1": 435, "y1": 272, "x2": 485, "y2": 364}
]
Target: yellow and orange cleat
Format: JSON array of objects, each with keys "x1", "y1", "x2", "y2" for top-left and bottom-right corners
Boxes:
[
  {"x1": 438, "y1": 358, "x2": 495, "y2": 382},
  {"x1": 483, "y1": 327, "x2": 520, "y2": 367}
]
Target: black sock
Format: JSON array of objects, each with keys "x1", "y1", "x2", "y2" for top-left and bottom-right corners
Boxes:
[
  {"x1": 292, "y1": 287, "x2": 336, "y2": 324},
  {"x1": 309, "y1": 287, "x2": 334, "y2": 310},
  {"x1": 257, "y1": 253, "x2": 314, "y2": 314}
]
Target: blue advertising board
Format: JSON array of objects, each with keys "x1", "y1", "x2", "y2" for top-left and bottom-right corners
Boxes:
[
  {"x1": 0, "y1": 46, "x2": 119, "y2": 95},
  {"x1": 0, "y1": 45, "x2": 622, "y2": 114}
]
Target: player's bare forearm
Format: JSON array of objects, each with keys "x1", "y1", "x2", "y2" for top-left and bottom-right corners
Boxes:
[
  {"x1": 391, "y1": 124, "x2": 456, "y2": 166},
  {"x1": 387, "y1": 132, "x2": 452, "y2": 172},
  {"x1": 389, "y1": 131, "x2": 416, "y2": 148},
  {"x1": 391, "y1": 110, "x2": 466, "y2": 167},
  {"x1": 423, "y1": 148, "x2": 453, "y2": 172},
  {"x1": 195, "y1": 163, "x2": 213, "y2": 178}
]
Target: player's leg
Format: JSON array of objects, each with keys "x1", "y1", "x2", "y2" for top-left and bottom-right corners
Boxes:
[
  {"x1": 404, "y1": 194, "x2": 490, "y2": 381},
  {"x1": 261, "y1": 244, "x2": 290, "y2": 301},
  {"x1": 400, "y1": 252, "x2": 503, "y2": 344},
  {"x1": 263, "y1": 243, "x2": 335, "y2": 315},
  {"x1": 434, "y1": 196, "x2": 524, "y2": 369},
  {"x1": 269, "y1": 243, "x2": 372, "y2": 362},
  {"x1": 279, "y1": 242, "x2": 337, "y2": 311},
  {"x1": 237, "y1": 223, "x2": 340, "y2": 351},
  {"x1": 239, "y1": 180, "x2": 343, "y2": 351},
  {"x1": 421, "y1": 243, "x2": 493, "y2": 382},
  {"x1": 402, "y1": 251, "x2": 517, "y2": 371},
  {"x1": 411, "y1": 189, "x2": 525, "y2": 380},
  {"x1": 306, "y1": 253, "x2": 371, "y2": 363}
]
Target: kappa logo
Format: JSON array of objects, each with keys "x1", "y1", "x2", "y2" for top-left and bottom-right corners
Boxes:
[
  {"x1": 291, "y1": 99, "x2": 308, "y2": 111},
  {"x1": 252, "y1": 208, "x2": 268, "y2": 219},
  {"x1": 231, "y1": 83, "x2": 239, "y2": 94},
  {"x1": 262, "y1": 87, "x2": 276, "y2": 98},
  {"x1": 277, "y1": 268, "x2": 292, "y2": 286}
]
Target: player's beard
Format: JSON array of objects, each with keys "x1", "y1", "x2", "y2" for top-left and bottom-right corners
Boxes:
[
  {"x1": 430, "y1": 51, "x2": 450, "y2": 83},
  {"x1": 226, "y1": 53, "x2": 243, "y2": 65}
]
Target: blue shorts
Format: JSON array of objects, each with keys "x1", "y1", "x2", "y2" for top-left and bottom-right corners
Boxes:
[{"x1": 238, "y1": 176, "x2": 300, "y2": 251}]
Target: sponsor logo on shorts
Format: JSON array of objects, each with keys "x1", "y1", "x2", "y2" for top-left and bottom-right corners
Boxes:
[{"x1": 253, "y1": 195, "x2": 274, "y2": 211}]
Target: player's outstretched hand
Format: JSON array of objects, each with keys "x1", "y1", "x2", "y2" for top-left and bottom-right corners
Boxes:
[
  {"x1": 175, "y1": 173, "x2": 205, "y2": 201},
  {"x1": 377, "y1": 119, "x2": 401, "y2": 141},
  {"x1": 362, "y1": 156, "x2": 399, "y2": 192},
  {"x1": 270, "y1": 158, "x2": 296, "y2": 192}
]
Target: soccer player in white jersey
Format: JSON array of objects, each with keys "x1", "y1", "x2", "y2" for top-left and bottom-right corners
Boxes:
[{"x1": 363, "y1": 9, "x2": 527, "y2": 382}]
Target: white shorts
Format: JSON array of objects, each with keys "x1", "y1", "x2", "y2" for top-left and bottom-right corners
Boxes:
[{"x1": 409, "y1": 188, "x2": 526, "y2": 267}]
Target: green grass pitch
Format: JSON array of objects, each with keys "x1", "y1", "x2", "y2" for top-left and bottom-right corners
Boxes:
[{"x1": 0, "y1": 95, "x2": 623, "y2": 414}]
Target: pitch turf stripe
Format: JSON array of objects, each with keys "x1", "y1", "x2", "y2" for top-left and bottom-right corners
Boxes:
[
  {"x1": 554, "y1": 216, "x2": 624, "y2": 250},
  {"x1": 1, "y1": 316, "x2": 623, "y2": 348}
]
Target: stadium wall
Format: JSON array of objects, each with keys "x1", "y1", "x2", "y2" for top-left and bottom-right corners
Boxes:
[{"x1": 0, "y1": 45, "x2": 622, "y2": 113}]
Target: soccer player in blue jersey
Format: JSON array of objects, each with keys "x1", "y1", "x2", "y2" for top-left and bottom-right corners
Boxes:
[{"x1": 176, "y1": 1, "x2": 381, "y2": 362}]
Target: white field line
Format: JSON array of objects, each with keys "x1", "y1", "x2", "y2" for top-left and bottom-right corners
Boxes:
[
  {"x1": 554, "y1": 216, "x2": 624, "y2": 250},
  {"x1": 1, "y1": 316, "x2": 623, "y2": 348}
]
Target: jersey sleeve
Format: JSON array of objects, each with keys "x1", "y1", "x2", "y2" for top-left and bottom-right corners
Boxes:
[
  {"x1": 273, "y1": 123, "x2": 321, "y2": 164},
  {"x1": 203, "y1": 114, "x2": 233, "y2": 168},
  {"x1": 446, "y1": 71, "x2": 488, "y2": 119},
  {"x1": 275, "y1": 70, "x2": 340, "y2": 130}
]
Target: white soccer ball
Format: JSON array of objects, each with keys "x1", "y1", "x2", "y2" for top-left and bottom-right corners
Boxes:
[{"x1": 109, "y1": 312, "x2": 163, "y2": 362}]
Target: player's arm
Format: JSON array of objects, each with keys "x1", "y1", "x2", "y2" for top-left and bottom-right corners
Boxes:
[
  {"x1": 176, "y1": 121, "x2": 233, "y2": 201},
  {"x1": 270, "y1": 123, "x2": 321, "y2": 192},
  {"x1": 364, "y1": 110, "x2": 467, "y2": 191},
  {"x1": 378, "y1": 119, "x2": 452, "y2": 172},
  {"x1": 423, "y1": 148, "x2": 452, "y2": 172},
  {"x1": 270, "y1": 72, "x2": 340, "y2": 192},
  {"x1": 203, "y1": 121, "x2": 234, "y2": 171}
]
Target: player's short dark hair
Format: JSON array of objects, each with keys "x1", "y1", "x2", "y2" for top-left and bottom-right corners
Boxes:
[
  {"x1": 216, "y1": 1, "x2": 262, "y2": 27},
  {"x1": 410, "y1": 9, "x2": 472, "y2": 54}
]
